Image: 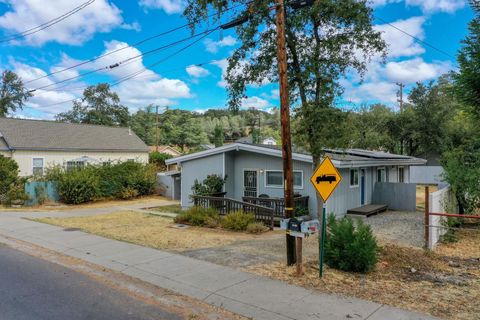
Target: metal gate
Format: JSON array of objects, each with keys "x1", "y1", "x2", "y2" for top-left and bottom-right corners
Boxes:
[{"x1": 243, "y1": 170, "x2": 258, "y2": 198}]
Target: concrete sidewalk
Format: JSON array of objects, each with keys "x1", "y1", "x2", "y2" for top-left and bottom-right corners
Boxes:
[{"x1": 0, "y1": 216, "x2": 437, "y2": 320}]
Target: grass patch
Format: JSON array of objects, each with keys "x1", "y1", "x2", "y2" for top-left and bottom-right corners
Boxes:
[
  {"x1": 151, "y1": 204, "x2": 182, "y2": 214},
  {"x1": 33, "y1": 211, "x2": 267, "y2": 251}
]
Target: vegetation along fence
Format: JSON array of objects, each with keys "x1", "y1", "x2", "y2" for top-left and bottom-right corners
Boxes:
[
  {"x1": 423, "y1": 186, "x2": 480, "y2": 249},
  {"x1": 242, "y1": 196, "x2": 309, "y2": 217},
  {"x1": 192, "y1": 195, "x2": 275, "y2": 229},
  {"x1": 25, "y1": 181, "x2": 59, "y2": 206}
]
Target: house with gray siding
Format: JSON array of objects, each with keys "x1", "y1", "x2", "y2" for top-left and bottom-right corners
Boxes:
[{"x1": 165, "y1": 143, "x2": 426, "y2": 217}]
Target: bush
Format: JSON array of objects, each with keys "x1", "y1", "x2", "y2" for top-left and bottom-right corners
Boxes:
[
  {"x1": 174, "y1": 206, "x2": 220, "y2": 226},
  {"x1": 246, "y1": 222, "x2": 269, "y2": 234},
  {"x1": 48, "y1": 162, "x2": 156, "y2": 204},
  {"x1": 191, "y1": 174, "x2": 226, "y2": 196},
  {"x1": 57, "y1": 168, "x2": 100, "y2": 204},
  {"x1": 0, "y1": 155, "x2": 28, "y2": 206},
  {"x1": 325, "y1": 214, "x2": 378, "y2": 273},
  {"x1": 221, "y1": 211, "x2": 256, "y2": 231},
  {"x1": 149, "y1": 152, "x2": 173, "y2": 170}
]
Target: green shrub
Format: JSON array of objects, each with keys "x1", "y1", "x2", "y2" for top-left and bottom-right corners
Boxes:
[
  {"x1": 246, "y1": 222, "x2": 269, "y2": 234},
  {"x1": 0, "y1": 155, "x2": 28, "y2": 206},
  {"x1": 34, "y1": 184, "x2": 47, "y2": 205},
  {"x1": 221, "y1": 211, "x2": 256, "y2": 231},
  {"x1": 48, "y1": 162, "x2": 156, "y2": 204},
  {"x1": 57, "y1": 168, "x2": 100, "y2": 204},
  {"x1": 149, "y1": 152, "x2": 173, "y2": 170},
  {"x1": 174, "y1": 206, "x2": 220, "y2": 226},
  {"x1": 325, "y1": 214, "x2": 378, "y2": 273},
  {"x1": 191, "y1": 174, "x2": 226, "y2": 196}
]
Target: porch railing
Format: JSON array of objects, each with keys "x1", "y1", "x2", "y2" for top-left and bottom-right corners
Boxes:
[
  {"x1": 242, "y1": 195, "x2": 309, "y2": 218},
  {"x1": 192, "y1": 195, "x2": 275, "y2": 229}
]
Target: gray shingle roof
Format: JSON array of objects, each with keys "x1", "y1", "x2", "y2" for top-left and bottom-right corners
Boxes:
[{"x1": 0, "y1": 118, "x2": 148, "y2": 152}]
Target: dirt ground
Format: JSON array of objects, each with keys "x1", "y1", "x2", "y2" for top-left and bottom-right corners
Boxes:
[
  {"x1": 34, "y1": 211, "x2": 281, "y2": 251},
  {"x1": 245, "y1": 230, "x2": 480, "y2": 320}
]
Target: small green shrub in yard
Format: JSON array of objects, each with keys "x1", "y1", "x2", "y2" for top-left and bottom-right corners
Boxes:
[
  {"x1": 174, "y1": 206, "x2": 220, "y2": 226},
  {"x1": 57, "y1": 168, "x2": 100, "y2": 204},
  {"x1": 221, "y1": 211, "x2": 256, "y2": 231},
  {"x1": 246, "y1": 222, "x2": 269, "y2": 234},
  {"x1": 325, "y1": 214, "x2": 378, "y2": 273}
]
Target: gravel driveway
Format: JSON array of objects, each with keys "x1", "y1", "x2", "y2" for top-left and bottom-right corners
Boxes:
[{"x1": 361, "y1": 210, "x2": 425, "y2": 248}]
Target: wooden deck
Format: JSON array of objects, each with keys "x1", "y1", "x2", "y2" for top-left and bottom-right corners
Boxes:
[{"x1": 347, "y1": 204, "x2": 388, "y2": 217}]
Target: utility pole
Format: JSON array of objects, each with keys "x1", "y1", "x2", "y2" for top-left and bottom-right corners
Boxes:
[
  {"x1": 275, "y1": 0, "x2": 296, "y2": 265},
  {"x1": 396, "y1": 82, "x2": 404, "y2": 112},
  {"x1": 155, "y1": 105, "x2": 160, "y2": 152}
]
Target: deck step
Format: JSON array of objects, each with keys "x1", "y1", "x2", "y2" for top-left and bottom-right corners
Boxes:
[{"x1": 347, "y1": 204, "x2": 388, "y2": 217}]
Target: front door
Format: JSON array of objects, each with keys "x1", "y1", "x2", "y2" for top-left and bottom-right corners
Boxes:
[
  {"x1": 360, "y1": 169, "x2": 366, "y2": 205},
  {"x1": 243, "y1": 170, "x2": 258, "y2": 197}
]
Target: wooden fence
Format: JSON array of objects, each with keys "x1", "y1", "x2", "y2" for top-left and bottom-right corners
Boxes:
[
  {"x1": 242, "y1": 196, "x2": 309, "y2": 218},
  {"x1": 192, "y1": 195, "x2": 275, "y2": 229}
]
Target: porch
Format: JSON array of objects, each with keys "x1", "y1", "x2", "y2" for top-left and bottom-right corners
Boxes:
[{"x1": 192, "y1": 195, "x2": 310, "y2": 228}]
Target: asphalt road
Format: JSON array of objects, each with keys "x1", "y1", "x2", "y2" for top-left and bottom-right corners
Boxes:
[{"x1": 0, "y1": 245, "x2": 182, "y2": 320}]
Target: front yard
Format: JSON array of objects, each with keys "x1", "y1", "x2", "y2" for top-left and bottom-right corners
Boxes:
[
  {"x1": 33, "y1": 209, "x2": 479, "y2": 320},
  {"x1": 34, "y1": 211, "x2": 280, "y2": 251}
]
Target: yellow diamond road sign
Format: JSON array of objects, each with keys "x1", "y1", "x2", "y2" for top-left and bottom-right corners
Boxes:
[{"x1": 310, "y1": 156, "x2": 342, "y2": 202}]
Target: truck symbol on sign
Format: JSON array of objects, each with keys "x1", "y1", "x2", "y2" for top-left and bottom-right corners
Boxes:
[{"x1": 315, "y1": 174, "x2": 337, "y2": 184}]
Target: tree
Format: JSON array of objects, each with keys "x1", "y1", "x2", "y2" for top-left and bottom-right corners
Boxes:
[
  {"x1": 0, "y1": 70, "x2": 32, "y2": 117},
  {"x1": 454, "y1": 2, "x2": 480, "y2": 118},
  {"x1": 56, "y1": 83, "x2": 129, "y2": 127},
  {"x1": 183, "y1": 0, "x2": 386, "y2": 214},
  {"x1": 213, "y1": 124, "x2": 224, "y2": 147},
  {"x1": 131, "y1": 105, "x2": 157, "y2": 145}
]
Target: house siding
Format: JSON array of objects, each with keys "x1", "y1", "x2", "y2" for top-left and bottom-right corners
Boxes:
[
  {"x1": 10, "y1": 150, "x2": 148, "y2": 177},
  {"x1": 180, "y1": 153, "x2": 224, "y2": 208}
]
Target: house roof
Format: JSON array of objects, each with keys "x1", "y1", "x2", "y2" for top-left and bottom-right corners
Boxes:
[
  {"x1": 0, "y1": 118, "x2": 148, "y2": 153},
  {"x1": 148, "y1": 145, "x2": 182, "y2": 155},
  {"x1": 165, "y1": 142, "x2": 427, "y2": 168}
]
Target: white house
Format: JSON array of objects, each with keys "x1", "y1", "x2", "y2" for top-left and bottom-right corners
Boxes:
[{"x1": 0, "y1": 118, "x2": 149, "y2": 176}]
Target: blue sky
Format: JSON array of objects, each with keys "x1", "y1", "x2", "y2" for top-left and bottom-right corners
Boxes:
[{"x1": 0, "y1": 0, "x2": 474, "y2": 119}]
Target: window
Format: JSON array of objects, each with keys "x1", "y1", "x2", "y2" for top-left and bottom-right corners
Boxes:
[
  {"x1": 350, "y1": 169, "x2": 359, "y2": 187},
  {"x1": 293, "y1": 171, "x2": 303, "y2": 189},
  {"x1": 66, "y1": 161, "x2": 85, "y2": 171},
  {"x1": 265, "y1": 170, "x2": 303, "y2": 188},
  {"x1": 398, "y1": 167, "x2": 405, "y2": 183},
  {"x1": 32, "y1": 158, "x2": 44, "y2": 176},
  {"x1": 266, "y1": 171, "x2": 283, "y2": 187},
  {"x1": 377, "y1": 168, "x2": 386, "y2": 182}
]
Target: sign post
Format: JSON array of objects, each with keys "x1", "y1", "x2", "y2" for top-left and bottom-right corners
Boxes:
[{"x1": 310, "y1": 156, "x2": 342, "y2": 278}]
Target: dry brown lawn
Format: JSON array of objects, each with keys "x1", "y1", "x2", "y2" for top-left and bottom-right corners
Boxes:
[
  {"x1": 34, "y1": 211, "x2": 278, "y2": 251},
  {"x1": 246, "y1": 230, "x2": 480, "y2": 320},
  {"x1": 1, "y1": 196, "x2": 172, "y2": 212},
  {"x1": 416, "y1": 185, "x2": 438, "y2": 211}
]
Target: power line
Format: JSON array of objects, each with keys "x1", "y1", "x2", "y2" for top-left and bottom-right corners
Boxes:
[
  {"x1": 24, "y1": 1, "x2": 253, "y2": 85},
  {"x1": 375, "y1": 16, "x2": 457, "y2": 60},
  {"x1": 0, "y1": 0, "x2": 95, "y2": 44},
  {"x1": 29, "y1": 28, "x2": 217, "y2": 92},
  {"x1": 35, "y1": 30, "x2": 217, "y2": 109}
]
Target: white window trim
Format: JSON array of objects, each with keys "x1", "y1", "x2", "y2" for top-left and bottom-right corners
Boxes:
[
  {"x1": 32, "y1": 157, "x2": 45, "y2": 175},
  {"x1": 264, "y1": 170, "x2": 304, "y2": 189},
  {"x1": 349, "y1": 168, "x2": 359, "y2": 188}
]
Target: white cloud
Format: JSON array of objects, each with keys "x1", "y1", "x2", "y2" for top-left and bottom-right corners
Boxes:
[
  {"x1": 140, "y1": 0, "x2": 185, "y2": 14},
  {"x1": 186, "y1": 65, "x2": 210, "y2": 78},
  {"x1": 375, "y1": 17, "x2": 426, "y2": 58},
  {"x1": 204, "y1": 35, "x2": 237, "y2": 53},
  {"x1": 343, "y1": 81, "x2": 399, "y2": 105},
  {"x1": 384, "y1": 58, "x2": 452, "y2": 83},
  {"x1": 241, "y1": 96, "x2": 271, "y2": 110},
  {"x1": 369, "y1": 0, "x2": 465, "y2": 13},
  {"x1": 0, "y1": 0, "x2": 124, "y2": 46}
]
